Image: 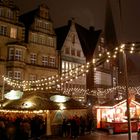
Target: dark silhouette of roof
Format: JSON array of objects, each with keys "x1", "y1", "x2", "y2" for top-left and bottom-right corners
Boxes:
[{"x1": 55, "y1": 20, "x2": 101, "y2": 61}]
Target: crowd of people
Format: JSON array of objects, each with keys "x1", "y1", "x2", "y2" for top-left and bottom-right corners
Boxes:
[
  {"x1": 61, "y1": 115, "x2": 94, "y2": 139},
  {"x1": 0, "y1": 112, "x2": 95, "y2": 140},
  {"x1": 0, "y1": 113, "x2": 46, "y2": 140}
]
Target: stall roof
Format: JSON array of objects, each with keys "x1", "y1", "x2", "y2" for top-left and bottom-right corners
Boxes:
[
  {"x1": 2, "y1": 92, "x2": 87, "y2": 111},
  {"x1": 95, "y1": 99, "x2": 140, "y2": 109}
]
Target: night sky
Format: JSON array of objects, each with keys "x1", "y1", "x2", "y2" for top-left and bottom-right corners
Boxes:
[{"x1": 14, "y1": 0, "x2": 140, "y2": 42}]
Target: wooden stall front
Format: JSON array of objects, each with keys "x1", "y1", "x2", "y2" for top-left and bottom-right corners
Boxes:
[{"x1": 95, "y1": 99, "x2": 140, "y2": 133}]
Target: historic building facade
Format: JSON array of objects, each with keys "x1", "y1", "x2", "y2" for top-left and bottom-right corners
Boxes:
[
  {"x1": 55, "y1": 19, "x2": 87, "y2": 101},
  {"x1": 0, "y1": 1, "x2": 58, "y2": 93},
  {"x1": 0, "y1": 0, "x2": 25, "y2": 91},
  {"x1": 19, "y1": 2, "x2": 58, "y2": 82}
]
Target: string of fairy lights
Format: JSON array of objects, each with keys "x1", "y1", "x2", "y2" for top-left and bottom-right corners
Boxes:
[{"x1": 2, "y1": 42, "x2": 140, "y2": 97}]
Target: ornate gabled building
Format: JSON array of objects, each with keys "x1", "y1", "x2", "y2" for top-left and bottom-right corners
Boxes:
[
  {"x1": 19, "y1": 2, "x2": 58, "y2": 82},
  {"x1": 0, "y1": 0, "x2": 25, "y2": 90},
  {"x1": 0, "y1": 1, "x2": 58, "y2": 94},
  {"x1": 55, "y1": 19, "x2": 87, "y2": 102}
]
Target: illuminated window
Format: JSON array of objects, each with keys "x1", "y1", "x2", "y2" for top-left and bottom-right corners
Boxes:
[
  {"x1": 10, "y1": 27, "x2": 17, "y2": 38},
  {"x1": 49, "y1": 57, "x2": 55, "y2": 67},
  {"x1": 42, "y1": 56, "x2": 48, "y2": 66},
  {"x1": 69, "y1": 62, "x2": 72, "y2": 70},
  {"x1": 0, "y1": 25, "x2": 7, "y2": 36},
  {"x1": 65, "y1": 62, "x2": 68, "y2": 71},
  {"x1": 101, "y1": 37, "x2": 104, "y2": 43},
  {"x1": 30, "y1": 53, "x2": 36, "y2": 64}
]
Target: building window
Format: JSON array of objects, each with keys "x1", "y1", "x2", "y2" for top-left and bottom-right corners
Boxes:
[
  {"x1": 71, "y1": 49, "x2": 75, "y2": 56},
  {"x1": 71, "y1": 33, "x2": 75, "y2": 44},
  {"x1": 9, "y1": 48, "x2": 22, "y2": 61},
  {"x1": 62, "y1": 61, "x2": 65, "y2": 73},
  {"x1": 8, "y1": 71, "x2": 21, "y2": 80},
  {"x1": 65, "y1": 62, "x2": 68, "y2": 71},
  {"x1": 15, "y1": 49, "x2": 22, "y2": 61},
  {"x1": 7, "y1": 9, "x2": 13, "y2": 19},
  {"x1": 9, "y1": 48, "x2": 14, "y2": 60},
  {"x1": 30, "y1": 53, "x2": 36, "y2": 64},
  {"x1": 42, "y1": 56, "x2": 48, "y2": 66},
  {"x1": 29, "y1": 74, "x2": 36, "y2": 81},
  {"x1": 31, "y1": 33, "x2": 38, "y2": 43},
  {"x1": 14, "y1": 71, "x2": 21, "y2": 80},
  {"x1": 10, "y1": 27, "x2": 17, "y2": 39},
  {"x1": 8, "y1": 71, "x2": 13, "y2": 78},
  {"x1": 0, "y1": 25, "x2": 7, "y2": 36},
  {"x1": 65, "y1": 47, "x2": 70, "y2": 55},
  {"x1": 47, "y1": 37, "x2": 54, "y2": 46},
  {"x1": 49, "y1": 57, "x2": 55, "y2": 67},
  {"x1": 98, "y1": 45, "x2": 101, "y2": 51},
  {"x1": 77, "y1": 50, "x2": 81, "y2": 57},
  {"x1": 101, "y1": 37, "x2": 104, "y2": 43}
]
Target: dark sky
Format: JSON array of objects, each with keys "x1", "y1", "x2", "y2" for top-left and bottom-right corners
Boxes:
[{"x1": 14, "y1": 0, "x2": 140, "y2": 42}]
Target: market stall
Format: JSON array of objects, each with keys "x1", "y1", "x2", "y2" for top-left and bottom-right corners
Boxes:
[
  {"x1": 1, "y1": 91, "x2": 87, "y2": 136},
  {"x1": 95, "y1": 99, "x2": 140, "y2": 133}
]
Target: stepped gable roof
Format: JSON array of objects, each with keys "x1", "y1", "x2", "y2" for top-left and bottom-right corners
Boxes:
[
  {"x1": 55, "y1": 20, "x2": 102, "y2": 60},
  {"x1": 19, "y1": 3, "x2": 51, "y2": 28}
]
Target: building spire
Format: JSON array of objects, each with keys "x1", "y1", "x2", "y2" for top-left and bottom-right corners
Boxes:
[{"x1": 104, "y1": 0, "x2": 118, "y2": 50}]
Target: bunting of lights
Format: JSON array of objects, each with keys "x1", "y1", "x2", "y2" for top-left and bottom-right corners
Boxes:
[
  {"x1": 2, "y1": 42, "x2": 140, "y2": 92},
  {"x1": 2, "y1": 63, "x2": 90, "y2": 91}
]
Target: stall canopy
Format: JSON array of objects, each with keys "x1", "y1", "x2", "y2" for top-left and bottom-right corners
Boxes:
[{"x1": 2, "y1": 92, "x2": 87, "y2": 110}]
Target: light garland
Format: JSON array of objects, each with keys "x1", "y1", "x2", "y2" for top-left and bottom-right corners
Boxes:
[{"x1": 2, "y1": 42, "x2": 140, "y2": 94}]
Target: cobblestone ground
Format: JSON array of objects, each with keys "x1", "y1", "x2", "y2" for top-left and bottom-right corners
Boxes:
[{"x1": 43, "y1": 131, "x2": 138, "y2": 140}]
